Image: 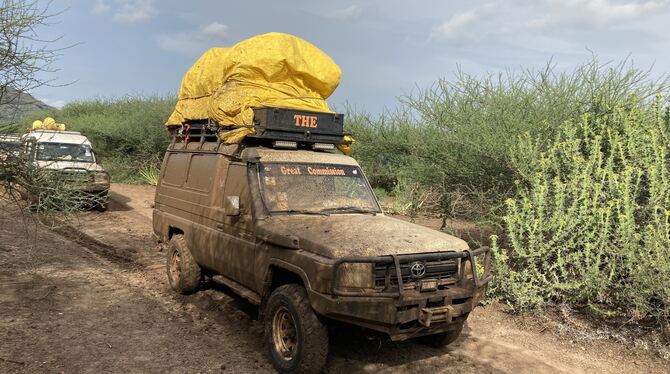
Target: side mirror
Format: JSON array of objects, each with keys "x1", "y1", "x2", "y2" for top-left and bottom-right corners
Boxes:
[{"x1": 224, "y1": 195, "x2": 240, "y2": 216}]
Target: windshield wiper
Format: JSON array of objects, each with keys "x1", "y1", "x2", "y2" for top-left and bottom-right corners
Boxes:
[
  {"x1": 319, "y1": 206, "x2": 377, "y2": 215},
  {"x1": 273, "y1": 209, "x2": 329, "y2": 216}
]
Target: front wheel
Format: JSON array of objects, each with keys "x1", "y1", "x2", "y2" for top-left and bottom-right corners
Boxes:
[
  {"x1": 264, "y1": 284, "x2": 328, "y2": 373},
  {"x1": 94, "y1": 200, "x2": 108, "y2": 212},
  {"x1": 93, "y1": 191, "x2": 109, "y2": 212}
]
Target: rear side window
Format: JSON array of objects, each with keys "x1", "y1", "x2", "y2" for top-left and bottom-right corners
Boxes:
[
  {"x1": 162, "y1": 153, "x2": 188, "y2": 186},
  {"x1": 185, "y1": 154, "x2": 217, "y2": 192}
]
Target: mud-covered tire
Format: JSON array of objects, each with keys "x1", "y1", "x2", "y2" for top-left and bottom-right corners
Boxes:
[
  {"x1": 418, "y1": 322, "x2": 464, "y2": 348},
  {"x1": 166, "y1": 235, "x2": 201, "y2": 294},
  {"x1": 94, "y1": 201, "x2": 108, "y2": 212},
  {"x1": 264, "y1": 284, "x2": 328, "y2": 373}
]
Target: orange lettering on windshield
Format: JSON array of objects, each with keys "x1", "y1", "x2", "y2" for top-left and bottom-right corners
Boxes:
[
  {"x1": 307, "y1": 167, "x2": 346, "y2": 176},
  {"x1": 280, "y1": 166, "x2": 302, "y2": 175}
]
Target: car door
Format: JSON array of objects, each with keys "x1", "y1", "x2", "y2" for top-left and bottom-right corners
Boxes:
[{"x1": 214, "y1": 162, "x2": 257, "y2": 287}]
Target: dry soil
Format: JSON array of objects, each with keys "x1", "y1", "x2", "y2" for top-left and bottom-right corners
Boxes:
[{"x1": 0, "y1": 184, "x2": 667, "y2": 373}]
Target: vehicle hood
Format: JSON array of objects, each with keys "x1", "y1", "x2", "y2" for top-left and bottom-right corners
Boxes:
[
  {"x1": 36, "y1": 160, "x2": 105, "y2": 172},
  {"x1": 257, "y1": 214, "x2": 469, "y2": 258}
]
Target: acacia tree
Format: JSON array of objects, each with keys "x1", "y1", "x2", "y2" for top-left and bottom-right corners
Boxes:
[
  {"x1": 0, "y1": 0, "x2": 59, "y2": 113},
  {"x1": 0, "y1": 1, "x2": 89, "y2": 213}
]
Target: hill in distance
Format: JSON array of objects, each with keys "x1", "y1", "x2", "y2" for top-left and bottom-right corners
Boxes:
[{"x1": 0, "y1": 87, "x2": 54, "y2": 124}]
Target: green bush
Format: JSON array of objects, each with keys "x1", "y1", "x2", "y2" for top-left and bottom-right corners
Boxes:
[
  {"x1": 139, "y1": 164, "x2": 161, "y2": 186},
  {"x1": 348, "y1": 59, "x2": 669, "y2": 221},
  {"x1": 492, "y1": 95, "x2": 670, "y2": 324}
]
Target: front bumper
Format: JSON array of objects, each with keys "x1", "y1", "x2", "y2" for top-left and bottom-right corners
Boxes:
[
  {"x1": 311, "y1": 247, "x2": 492, "y2": 340},
  {"x1": 79, "y1": 183, "x2": 110, "y2": 194},
  {"x1": 48, "y1": 169, "x2": 110, "y2": 194}
]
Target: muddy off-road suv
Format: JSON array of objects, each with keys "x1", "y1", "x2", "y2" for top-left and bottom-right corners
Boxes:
[
  {"x1": 22, "y1": 129, "x2": 110, "y2": 211},
  {"x1": 153, "y1": 108, "x2": 492, "y2": 373}
]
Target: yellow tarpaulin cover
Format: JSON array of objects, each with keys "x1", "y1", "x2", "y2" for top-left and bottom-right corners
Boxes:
[
  {"x1": 167, "y1": 32, "x2": 342, "y2": 143},
  {"x1": 32, "y1": 117, "x2": 66, "y2": 131}
]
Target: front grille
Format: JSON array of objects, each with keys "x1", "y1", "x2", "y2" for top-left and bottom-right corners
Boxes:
[
  {"x1": 60, "y1": 169, "x2": 93, "y2": 184},
  {"x1": 374, "y1": 258, "x2": 458, "y2": 288}
]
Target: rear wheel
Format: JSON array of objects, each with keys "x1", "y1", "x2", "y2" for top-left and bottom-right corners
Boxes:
[
  {"x1": 166, "y1": 235, "x2": 201, "y2": 294},
  {"x1": 264, "y1": 284, "x2": 328, "y2": 373},
  {"x1": 418, "y1": 322, "x2": 464, "y2": 348}
]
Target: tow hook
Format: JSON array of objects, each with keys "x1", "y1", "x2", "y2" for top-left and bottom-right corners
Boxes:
[{"x1": 419, "y1": 305, "x2": 455, "y2": 327}]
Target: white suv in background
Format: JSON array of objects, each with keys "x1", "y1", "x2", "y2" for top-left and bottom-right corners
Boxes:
[{"x1": 22, "y1": 129, "x2": 110, "y2": 211}]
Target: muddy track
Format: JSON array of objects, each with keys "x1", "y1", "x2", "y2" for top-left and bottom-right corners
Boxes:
[
  {"x1": 50, "y1": 224, "x2": 141, "y2": 267},
  {"x1": 1, "y1": 183, "x2": 668, "y2": 373}
]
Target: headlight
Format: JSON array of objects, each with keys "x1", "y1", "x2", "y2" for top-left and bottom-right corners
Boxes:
[
  {"x1": 94, "y1": 171, "x2": 110, "y2": 184},
  {"x1": 463, "y1": 259, "x2": 474, "y2": 280},
  {"x1": 336, "y1": 263, "x2": 374, "y2": 290},
  {"x1": 462, "y1": 255, "x2": 487, "y2": 283}
]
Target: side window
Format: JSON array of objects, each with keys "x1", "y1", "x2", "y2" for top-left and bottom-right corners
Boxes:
[
  {"x1": 162, "y1": 153, "x2": 188, "y2": 186},
  {"x1": 24, "y1": 139, "x2": 36, "y2": 161},
  {"x1": 185, "y1": 154, "x2": 216, "y2": 192},
  {"x1": 224, "y1": 164, "x2": 250, "y2": 214}
]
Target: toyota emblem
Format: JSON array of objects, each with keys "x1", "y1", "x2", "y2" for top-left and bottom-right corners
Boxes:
[{"x1": 409, "y1": 261, "x2": 426, "y2": 279}]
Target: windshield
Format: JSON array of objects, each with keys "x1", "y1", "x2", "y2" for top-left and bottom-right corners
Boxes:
[
  {"x1": 259, "y1": 162, "x2": 381, "y2": 215},
  {"x1": 35, "y1": 142, "x2": 95, "y2": 162},
  {"x1": 0, "y1": 141, "x2": 21, "y2": 154}
]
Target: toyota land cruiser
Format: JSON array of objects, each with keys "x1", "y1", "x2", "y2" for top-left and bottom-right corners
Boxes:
[{"x1": 153, "y1": 108, "x2": 492, "y2": 373}]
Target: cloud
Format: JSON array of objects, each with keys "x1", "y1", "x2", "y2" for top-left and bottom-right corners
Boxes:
[
  {"x1": 39, "y1": 98, "x2": 67, "y2": 109},
  {"x1": 201, "y1": 22, "x2": 229, "y2": 39},
  {"x1": 431, "y1": 4, "x2": 497, "y2": 42},
  {"x1": 112, "y1": 0, "x2": 156, "y2": 24},
  {"x1": 92, "y1": 0, "x2": 111, "y2": 15},
  {"x1": 327, "y1": 5, "x2": 363, "y2": 21},
  {"x1": 431, "y1": 1, "x2": 670, "y2": 43},
  {"x1": 431, "y1": 3, "x2": 513, "y2": 42},
  {"x1": 92, "y1": 0, "x2": 156, "y2": 24},
  {"x1": 156, "y1": 22, "x2": 230, "y2": 57},
  {"x1": 530, "y1": 0, "x2": 670, "y2": 29}
]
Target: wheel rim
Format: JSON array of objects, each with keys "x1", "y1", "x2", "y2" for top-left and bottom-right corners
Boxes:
[
  {"x1": 272, "y1": 306, "x2": 298, "y2": 361},
  {"x1": 169, "y1": 250, "x2": 181, "y2": 284}
]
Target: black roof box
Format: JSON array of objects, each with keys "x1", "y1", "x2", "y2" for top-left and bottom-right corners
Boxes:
[{"x1": 249, "y1": 107, "x2": 345, "y2": 144}]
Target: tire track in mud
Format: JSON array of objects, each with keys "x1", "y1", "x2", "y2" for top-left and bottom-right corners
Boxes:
[
  {"x1": 50, "y1": 223, "x2": 140, "y2": 267},
  {"x1": 29, "y1": 183, "x2": 667, "y2": 374},
  {"x1": 53, "y1": 213, "x2": 502, "y2": 373},
  {"x1": 49, "y1": 213, "x2": 275, "y2": 372},
  {"x1": 51, "y1": 212, "x2": 463, "y2": 373}
]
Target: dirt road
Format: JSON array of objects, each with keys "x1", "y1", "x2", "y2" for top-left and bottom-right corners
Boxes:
[{"x1": 1, "y1": 184, "x2": 667, "y2": 373}]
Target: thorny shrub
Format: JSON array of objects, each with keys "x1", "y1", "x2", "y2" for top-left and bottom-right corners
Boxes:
[
  {"x1": 492, "y1": 95, "x2": 670, "y2": 327},
  {"x1": 349, "y1": 58, "x2": 670, "y2": 224},
  {"x1": 0, "y1": 146, "x2": 102, "y2": 212}
]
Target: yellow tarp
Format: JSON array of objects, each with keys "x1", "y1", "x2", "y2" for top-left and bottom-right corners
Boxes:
[
  {"x1": 32, "y1": 117, "x2": 66, "y2": 131},
  {"x1": 167, "y1": 32, "x2": 342, "y2": 143}
]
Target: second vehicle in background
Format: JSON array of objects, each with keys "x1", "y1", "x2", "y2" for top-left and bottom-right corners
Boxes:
[{"x1": 21, "y1": 129, "x2": 110, "y2": 211}]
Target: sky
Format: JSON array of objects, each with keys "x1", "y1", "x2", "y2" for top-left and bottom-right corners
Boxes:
[{"x1": 32, "y1": 0, "x2": 670, "y2": 114}]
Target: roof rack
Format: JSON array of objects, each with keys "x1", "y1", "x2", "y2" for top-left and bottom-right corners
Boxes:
[
  {"x1": 171, "y1": 107, "x2": 347, "y2": 149},
  {"x1": 28, "y1": 129, "x2": 82, "y2": 135},
  {"x1": 169, "y1": 121, "x2": 220, "y2": 144}
]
